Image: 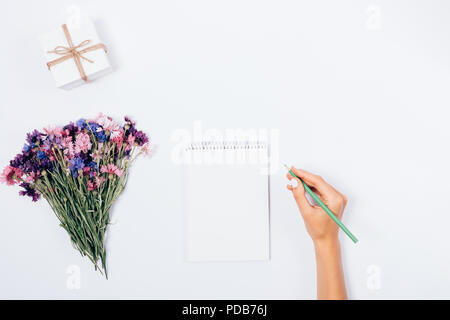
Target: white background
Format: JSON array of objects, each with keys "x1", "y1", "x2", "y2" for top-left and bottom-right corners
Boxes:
[{"x1": 1, "y1": 0, "x2": 450, "y2": 299}]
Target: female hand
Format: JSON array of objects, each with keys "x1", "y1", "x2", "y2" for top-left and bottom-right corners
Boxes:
[
  {"x1": 287, "y1": 167, "x2": 348, "y2": 299},
  {"x1": 286, "y1": 167, "x2": 347, "y2": 244}
]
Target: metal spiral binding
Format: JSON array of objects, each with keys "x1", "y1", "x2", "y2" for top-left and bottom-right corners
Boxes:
[{"x1": 185, "y1": 141, "x2": 268, "y2": 151}]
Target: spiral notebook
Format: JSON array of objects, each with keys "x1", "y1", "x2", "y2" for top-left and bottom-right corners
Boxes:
[{"x1": 184, "y1": 141, "x2": 270, "y2": 262}]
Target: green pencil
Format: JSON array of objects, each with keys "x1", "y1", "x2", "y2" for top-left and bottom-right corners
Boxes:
[{"x1": 284, "y1": 164, "x2": 358, "y2": 244}]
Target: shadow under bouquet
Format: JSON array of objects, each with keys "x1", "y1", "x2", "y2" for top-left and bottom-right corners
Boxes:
[{"x1": 1, "y1": 114, "x2": 151, "y2": 277}]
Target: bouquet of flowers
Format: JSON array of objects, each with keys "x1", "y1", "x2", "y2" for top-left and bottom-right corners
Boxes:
[{"x1": 1, "y1": 114, "x2": 150, "y2": 277}]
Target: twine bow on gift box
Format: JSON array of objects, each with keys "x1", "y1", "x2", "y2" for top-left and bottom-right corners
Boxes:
[{"x1": 46, "y1": 24, "x2": 107, "y2": 81}]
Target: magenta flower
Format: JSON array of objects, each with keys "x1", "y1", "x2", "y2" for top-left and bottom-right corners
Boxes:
[
  {"x1": 0, "y1": 166, "x2": 23, "y2": 185},
  {"x1": 110, "y1": 130, "x2": 123, "y2": 147},
  {"x1": 87, "y1": 180, "x2": 97, "y2": 191},
  {"x1": 101, "y1": 164, "x2": 124, "y2": 177}
]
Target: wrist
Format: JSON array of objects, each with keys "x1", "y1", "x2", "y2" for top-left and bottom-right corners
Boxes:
[{"x1": 313, "y1": 237, "x2": 340, "y2": 252}]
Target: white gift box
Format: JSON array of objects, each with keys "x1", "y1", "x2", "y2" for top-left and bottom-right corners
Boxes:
[{"x1": 39, "y1": 17, "x2": 112, "y2": 89}]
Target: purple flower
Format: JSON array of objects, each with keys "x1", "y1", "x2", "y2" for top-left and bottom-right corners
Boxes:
[
  {"x1": 87, "y1": 161, "x2": 98, "y2": 170},
  {"x1": 68, "y1": 157, "x2": 85, "y2": 178},
  {"x1": 87, "y1": 161, "x2": 98, "y2": 177},
  {"x1": 86, "y1": 121, "x2": 100, "y2": 132},
  {"x1": 88, "y1": 122, "x2": 107, "y2": 142},
  {"x1": 95, "y1": 130, "x2": 106, "y2": 142},
  {"x1": 11, "y1": 147, "x2": 53, "y2": 174},
  {"x1": 42, "y1": 140, "x2": 52, "y2": 151},
  {"x1": 78, "y1": 152, "x2": 90, "y2": 163},
  {"x1": 23, "y1": 160, "x2": 40, "y2": 174},
  {"x1": 134, "y1": 130, "x2": 149, "y2": 146},
  {"x1": 42, "y1": 135, "x2": 63, "y2": 151},
  {"x1": 10, "y1": 153, "x2": 26, "y2": 169},
  {"x1": 37, "y1": 151, "x2": 47, "y2": 160},
  {"x1": 63, "y1": 122, "x2": 78, "y2": 137},
  {"x1": 19, "y1": 182, "x2": 41, "y2": 202},
  {"x1": 76, "y1": 118, "x2": 87, "y2": 129},
  {"x1": 26, "y1": 130, "x2": 43, "y2": 145},
  {"x1": 123, "y1": 117, "x2": 148, "y2": 146},
  {"x1": 39, "y1": 158, "x2": 53, "y2": 171}
]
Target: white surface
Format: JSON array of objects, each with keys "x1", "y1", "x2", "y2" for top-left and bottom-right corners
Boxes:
[
  {"x1": 185, "y1": 144, "x2": 269, "y2": 261},
  {"x1": 39, "y1": 16, "x2": 111, "y2": 89},
  {"x1": 1, "y1": 0, "x2": 450, "y2": 299}
]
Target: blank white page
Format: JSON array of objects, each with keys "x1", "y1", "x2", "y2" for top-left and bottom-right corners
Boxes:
[{"x1": 185, "y1": 143, "x2": 270, "y2": 261}]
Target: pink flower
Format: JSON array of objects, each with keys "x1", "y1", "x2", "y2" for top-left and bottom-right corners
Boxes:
[
  {"x1": 62, "y1": 137, "x2": 75, "y2": 158},
  {"x1": 101, "y1": 164, "x2": 124, "y2": 177},
  {"x1": 127, "y1": 134, "x2": 135, "y2": 145},
  {"x1": 95, "y1": 176, "x2": 106, "y2": 186},
  {"x1": 92, "y1": 152, "x2": 102, "y2": 163},
  {"x1": 125, "y1": 134, "x2": 135, "y2": 151},
  {"x1": 43, "y1": 126, "x2": 63, "y2": 137},
  {"x1": 0, "y1": 166, "x2": 23, "y2": 185},
  {"x1": 114, "y1": 168, "x2": 124, "y2": 177},
  {"x1": 74, "y1": 132, "x2": 92, "y2": 154},
  {"x1": 87, "y1": 176, "x2": 104, "y2": 191},
  {"x1": 25, "y1": 171, "x2": 39, "y2": 183},
  {"x1": 141, "y1": 143, "x2": 152, "y2": 157},
  {"x1": 87, "y1": 180, "x2": 97, "y2": 191},
  {"x1": 82, "y1": 167, "x2": 91, "y2": 176},
  {"x1": 110, "y1": 130, "x2": 124, "y2": 148},
  {"x1": 94, "y1": 113, "x2": 120, "y2": 132},
  {"x1": 91, "y1": 143, "x2": 103, "y2": 163}
]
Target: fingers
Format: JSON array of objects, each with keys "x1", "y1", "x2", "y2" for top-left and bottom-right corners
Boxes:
[
  {"x1": 338, "y1": 192, "x2": 348, "y2": 209},
  {"x1": 286, "y1": 173, "x2": 313, "y2": 214},
  {"x1": 290, "y1": 167, "x2": 334, "y2": 195},
  {"x1": 287, "y1": 167, "x2": 349, "y2": 226}
]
